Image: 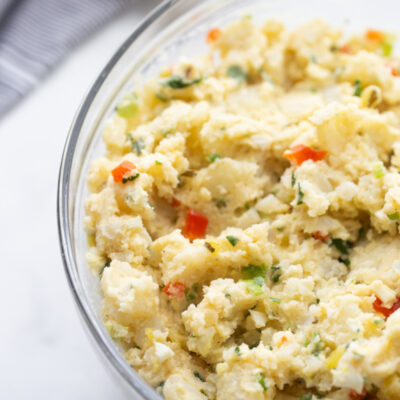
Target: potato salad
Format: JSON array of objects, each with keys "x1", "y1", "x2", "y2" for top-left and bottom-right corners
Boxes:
[{"x1": 85, "y1": 18, "x2": 400, "y2": 400}]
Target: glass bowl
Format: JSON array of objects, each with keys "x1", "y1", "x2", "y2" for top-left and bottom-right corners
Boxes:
[{"x1": 57, "y1": 0, "x2": 399, "y2": 398}]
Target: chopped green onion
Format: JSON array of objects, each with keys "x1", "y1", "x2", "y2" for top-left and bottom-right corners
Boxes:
[
  {"x1": 185, "y1": 288, "x2": 196, "y2": 302},
  {"x1": 374, "y1": 319, "x2": 385, "y2": 325},
  {"x1": 207, "y1": 153, "x2": 221, "y2": 162},
  {"x1": 297, "y1": 183, "x2": 304, "y2": 205},
  {"x1": 155, "y1": 160, "x2": 163, "y2": 165},
  {"x1": 276, "y1": 227, "x2": 285, "y2": 232},
  {"x1": 128, "y1": 135, "x2": 145, "y2": 156},
  {"x1": 122, "y1": 173, "x2": 140, "y2": 184},
  {"x1": 387, "y1": 211, "x2": 399, "y2": 220},
  {"x1": 193, "y1": 371, "x2": 205, "y2": 382},
  {"x1": 358, "y1": 227, "x2": 366, "y2": 240},
  {"x1": 234, "y1": 346, "x2": 241, "y2": 356},
  {"x1": 226, "y1": 235, "x2": 239, "y2": 246},
  {"x1": 271, "y1": 265, "x2": 281, "y2": 283},
  {"x1": 269, "y1": 297, "x2": 281, "y2": 304},
  {"x1": 331, "y1": 238, "x2": 350, "y2": 255},
  {"x1": 372, "y1": 161, "x2": 385, "y2": 178},
  {"x1": 225, "y1": 292, "x2": 231, "y2": 298},
  {"x1": 257, "y1": 373, "x2": 268, "y2": 392},
  {"x1": 116, "y1": 92, "x2": 139, "y2": 119},
  {"x1": 243, "y1": 277, "x2": 264, "y2": 296},
  {"x1": 354, "y1": 80, "x2": 363, "y2": 97},
  {"x1": 316, "y1": 298, "x2": 320, "y2": 304},
  {"x1": 291, "y1": 170, "x2": 296, "y2": 187},
  {"x1": 162, "y1": 75, "x2": 202, "y2": 89},
  {"x1": 227, "y1": 65, "x2": 249, "y2": 82},
  {"x1": 242, "y1": 264, "x2": 267, "y2": 279},
  {"x1": 99, "y1": 259, "x2": 111, "y2": 277}
]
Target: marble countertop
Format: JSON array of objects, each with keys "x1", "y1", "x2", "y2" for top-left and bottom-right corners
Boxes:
[{"x1": 0, "y1": 2, "x2": 158, "y2": 398}]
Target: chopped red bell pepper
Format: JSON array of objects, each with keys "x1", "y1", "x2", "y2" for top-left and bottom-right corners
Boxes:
[
  {"x1": 386, "y1": 63, "x2": 398, "y2": 76},
  {"x1": 366, "y1": 29, "x2": 384, "y2": 42},
  {"x1": 312, "y1": 231, "x2": 330, "y2": 242},
  {"x1": 111, "y1": 161, "x2": 136, "y2": 183},
  {"x1": 283, "y1": 144, "x2": 327, "y2": 167},
  {"x1": 206, "y1": 28, "x2": 221, "y2": 44},
  {"x1": 373, "y1": 296, "x2": 400, "y2": 319},
  {"x1": 349, "y1": 387, "x2": 367, "y2": 399},
  {"x1": 183, "y1": 209, "x2": 208, "y2": 241},
  {"x1": 163, "y1": 282, "x2": 186, "y2": 300},
  {"x1": 172, "y1": 197, "x2": 181, "y2": 207}
]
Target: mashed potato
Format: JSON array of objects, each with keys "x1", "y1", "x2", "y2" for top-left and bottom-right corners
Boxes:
[{"x1": 85, "y1": 18, "x2": 400, "y2": 400}]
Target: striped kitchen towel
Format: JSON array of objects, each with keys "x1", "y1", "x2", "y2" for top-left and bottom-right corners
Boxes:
[{"x1": 0, "y1": 0, "x2": 133, "y2": 118}]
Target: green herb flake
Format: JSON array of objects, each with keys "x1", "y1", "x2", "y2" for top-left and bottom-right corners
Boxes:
[
  {"x1": 311, "y1": 332, "x2": 323, "y2": 356},
  {"x1": 226, "y1": 235, "x2": 239, "y2": 247},
  {"x1": 234, "y1": 346, "x2": 241, "y2": 356},
  {"x1": 244, "y1": 203, "x2": 251, "y2": 210},
  {"x1": 372, "y1": 161, "x2": 385, "y2": 178},
  {"x1": 215, "y1": 198, "x2": 227, "y2": 208},
  {"x1": 271, "y1": 265, "x2": 281, "y2": 283},
  {"x1": 354, "y1": 80, "x2": 363, "y2": 97},
  {"x1": 225, "y1": 292, "x2": 231, "y2": 298},
  {"x1": 269, "y1": 297, "x2": 281, "y2": 304},
  {"x1": 277, "y1": 227, "x2": 285, "y2": 232},
  {"x1": 194, "y1": 371, "x2": 205, "y2": 382},
  {"x1": 291, "y1": 170, "x2": 296, "y2": 187},
  {"x1": 358, "y1": 227, "x2": 366, "y2": 240},
  {"x1": 387, "y1": 212, "x2": 399, "y2": 220},
  {"x1": 155, "y1": 92, "x2": 168, "y2": 102},
  {"x1": 300, "y1": 395, "x2": 313, "y2": 400},
  {"x1": 185, "y1": 288, "x2": 196, "y2": 302},
  {"x1": 207, "y1": 153, "x2": 221, "y2": 162},
  {"x1": 310, "y1": 55, "x2": 317, "y2": 64},
  {"x1": 382, "y1": 40, "x2": 393, "y2": 57},
  {"x1": 331, "y1": 238, "x2": 350, "y2": 255},
  {"x1": 257, "y1": 373, "x2": 268, "y2": 392},
  {"x1": 155, "y1": 160, "x2": 163, "y2": 165},
  {"x1": 162, "y1": 75, "x2": 202, "y2": 89},
  {"x1": 244, "y1": 277, "x2": 264, "y2": 296},
  {"x1": 99, "y1": 259, "x2": 111, "y2": 277},
  {"x1": 227, "y1": 65, "x2": 249, "y2": 83},
  {"x1": 156, "y1": 381, "x2": 165, "y2": 395},
  {"x1": 116, "y1": 92, "x2": 139, "y2": 119},
  {"x1": 200, "y1": 389, "x2": 208, "y2": 397},
  {"x1": 297, "y1": 183, "x2": 304, "y2": 205},
  {"x1": 128, "y1": 136, "x2": 145, "y2": 156},
  {"x1": 339, "y1": 257, "x2": 350, "y2": 268},
  {"x1": 242, "y1": 264, "x2": 267, "y2": 279},
  {"x1": 374, "y1": 319, "x2": 385, "y2": 325},
  {"x1": 353, "y1": 352, "x2": 365, "y2": 360},
  {"x1": 122, "y1": 173, "x2": 140, "y2": 184},
  {"x1": 316, "y1": 298, "x2": 320, "y2": 304}
]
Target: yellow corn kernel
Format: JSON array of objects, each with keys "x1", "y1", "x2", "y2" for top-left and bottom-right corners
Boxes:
[
  {"x1": 325, "y1": 347, "x2": 344, "y2": 369},
  {"x1": 159, "y1": 66, "x2": 172, "y2": 78}
]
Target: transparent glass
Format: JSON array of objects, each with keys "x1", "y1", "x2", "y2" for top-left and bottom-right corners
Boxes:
[{"x1": 57, "y1": 0, "x2": 400, "y2": 397}]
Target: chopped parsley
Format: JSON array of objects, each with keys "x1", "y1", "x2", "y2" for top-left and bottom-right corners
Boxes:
[
  {"x1": 193, "y1": 371, "x2": 205, "y2": 382},
  {"x1": 215, "y1": 198, "x2": 227, "y2": 208},
  {"x1": 226, "y1": 235, "x2": 239, "y2": 246},
  {"x1": 331, "y1": 238, "x2": 350, "y2": 255},
  {"x1": 227, "y1": 65, "x2": 249, "y2": 82},
  {"x1": 242, "y1": 264, "x2": 267, "y2": 279},
  {"x1": 271, "y1": 265, "x2": 281, "y2": 283},
  {"x1": 269, "y1": 297, "x2": 281, "y2": 304},
  {"x1": 162, "y1": 75, "x2": 202, "y2": 89},
  {"x1": 207, "y1": 153, "x2": 221, "y2": 162},
  {"x1": 244, "y1": 203, "x2": 251, "y2": 210},
  {"x1": 257, "y1": 373, "x2": 268, "y2": 391},
  {"x1": 354, "y1": 80, "x2": 363, "y2": 97},
  {"x1": 155, "y1": 381, "x2": 165, "y2": 395},
  {"x1": 291, "y1": 170, "x2": 296, "y2": 187},
  {"x1": 297, "y1": 183, "x2": 304, "y2": 205},
  {"x1": 128, "y1": 135, "x2": 145, "y2": 156},
  {"x1": 339, "y1": 257, "x2": 350, "y2": 268},
  {"x1": 122, "y1": 173, "x2": 140, "y2": 184},
  {"x1": 185, "y1": 283, "x2": 200, "y2": 302},
  {"x1": 387, "y1": 211, "x2": 399, "y2": 220},
  {"x1": 234, "y1": 346, "x2": 241, "y2": 356},
  {"x1": 311, "y1": 332, "x2": 323, "y2": 356},
  {"x1": 358, "y1": 227, "x2": 366, "y2": 240},
  {"x1": 225, "y1": 292, "x2": 231, "y2": 298},
  {"x1": 316, "y1": 298, "x2": 320, "y2": 304}
]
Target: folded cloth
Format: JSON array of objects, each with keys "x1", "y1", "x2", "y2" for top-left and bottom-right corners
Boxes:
[{"x1": 0, "y1": 0, "x2": 132, "y2": 118}]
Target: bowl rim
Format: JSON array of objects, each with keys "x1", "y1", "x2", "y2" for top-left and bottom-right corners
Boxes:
[{"x1": 57, "y1": 1, "x2": 176, "y2": 397}]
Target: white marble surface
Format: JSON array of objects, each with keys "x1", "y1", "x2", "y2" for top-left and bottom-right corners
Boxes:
[{"x1": 0, "y1": 2, "x2": 158, "y2": 398}]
